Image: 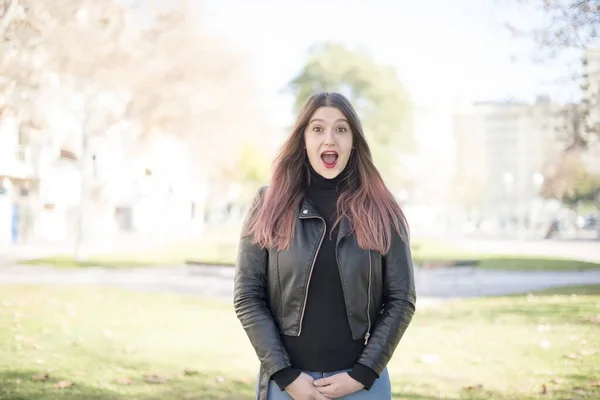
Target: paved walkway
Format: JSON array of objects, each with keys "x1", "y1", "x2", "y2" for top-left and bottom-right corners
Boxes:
[{"x1": 1, "y1": 264, "x2": 599, "y2": 303}]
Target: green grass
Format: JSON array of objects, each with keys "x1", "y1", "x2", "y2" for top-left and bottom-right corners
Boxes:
[
  {"x1": 410, "y1": 240, "x2": 600, "y2": 271},
  {"x1": 17, "y1": 238, "x2": 600, "y2": 272},
  {"x1": 1, "y1": 285, "x2": 599, "y2": 399},
  {"x1": 19, "y1": 242, "x2": 235, "y2": 269},
  {"x1": 476, "y1": 256, "x2": 600, "y2": 271},
  {"x1": 525, "y1": 284, "x2": 600, "y2": 296}
]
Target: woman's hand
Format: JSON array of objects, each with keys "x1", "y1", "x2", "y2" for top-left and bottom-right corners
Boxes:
[
  {"x1": 313, "y1": 372, "x2": 364, "y2": 398},
  {"x1": 286, "y1": 372, "x2": 331, "y2": 400}
]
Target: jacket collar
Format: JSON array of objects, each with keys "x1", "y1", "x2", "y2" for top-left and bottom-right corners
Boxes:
[{"x1": 298, "y1": 197, "x2": 352, "y2": 237}]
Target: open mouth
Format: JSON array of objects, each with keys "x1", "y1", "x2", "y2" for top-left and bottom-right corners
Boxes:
[{"x1": 320, "y1": 151, "x2": 339, "y2": 169}]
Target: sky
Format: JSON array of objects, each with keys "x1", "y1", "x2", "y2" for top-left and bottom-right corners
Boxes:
[{"x1": 199, "y1": 0, "x2": 582, "y2": 127}]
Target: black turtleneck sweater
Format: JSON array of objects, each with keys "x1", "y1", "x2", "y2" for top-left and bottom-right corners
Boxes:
[{"x1": 271, "y1": 163, "x2": 378, "y2": 391}]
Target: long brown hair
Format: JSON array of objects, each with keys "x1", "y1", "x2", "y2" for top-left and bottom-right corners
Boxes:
[{"x1": 244, "y1": 92, "x2": 409, "y2": 254}]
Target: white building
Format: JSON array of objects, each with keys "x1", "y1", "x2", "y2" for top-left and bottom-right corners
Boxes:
[{"x1": 452, "y1": 97, "x2": 563, "y2": 232}]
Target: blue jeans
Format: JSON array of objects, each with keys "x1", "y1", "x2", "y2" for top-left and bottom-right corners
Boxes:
[{"x1": 266, "y1": 368, "x2": 391, "y2": 400}]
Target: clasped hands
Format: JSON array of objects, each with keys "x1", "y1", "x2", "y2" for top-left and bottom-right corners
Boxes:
[{"x1": 286, "y1": 371, "x2": 364, "y2": 399}]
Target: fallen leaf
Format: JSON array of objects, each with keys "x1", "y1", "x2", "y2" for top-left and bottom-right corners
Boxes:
[
  {"x1": 584, "y1": 314, "x2": 600, "y2": 324},
  {"x1": 540, "y1": 384, "x2": 547, "y2": 394},
  {"x1": 32, "y1": 374, "x2": 49, "y2": 381},
  {"x1": 115, "y1": 376, "x2": 134, "y2": 385},
  {"x1": 144, "y1": 374, "x2": 167, "y2": 384},
  {"x1": 590, "y1": 381, "x2": 600, "y2": 387},
  {"x1": 183, "y1": 368, "x2": 199, "y2": 376},
  {"x1": 572, "y1": 386, "x2": 586, "y2": 395},
  {"x1": 233, "y1": 378, "x2": 253, "y2": 384},
  {"x1": 54, "y1": 381, "x2": 73, "y2": 389}
]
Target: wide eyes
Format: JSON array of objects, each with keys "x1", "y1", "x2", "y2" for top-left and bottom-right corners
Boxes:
[{"x1": 312, "y1": 126, "x2": 348, "y2": 133}]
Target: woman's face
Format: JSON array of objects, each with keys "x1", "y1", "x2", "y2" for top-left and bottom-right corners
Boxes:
[{"x1": 304, "y1": 106, "x2": 354, "y2": 179}]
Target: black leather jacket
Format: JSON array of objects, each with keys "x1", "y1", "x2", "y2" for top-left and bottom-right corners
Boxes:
[{"x1": 234, "y1": 188, "x2": 416, "y2": 399}]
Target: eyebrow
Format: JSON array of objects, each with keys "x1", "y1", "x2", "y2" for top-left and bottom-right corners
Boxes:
[{"x1": 309, "y1": 118, "x2": 349, "y2": 124}]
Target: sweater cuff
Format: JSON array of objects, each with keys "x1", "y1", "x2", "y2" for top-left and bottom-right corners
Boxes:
[
  {"x1": 348, "y1": 363, "x2": 378, "y2": 390},
  {"x1": 271, "y1": 367, "x2": 301, "y2": 391}
]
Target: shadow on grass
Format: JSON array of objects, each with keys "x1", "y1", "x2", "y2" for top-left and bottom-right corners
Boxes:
[
  {"x1": 0, "y1": 370, "x2": 122, "y2": 400},
  {"x1": 135, "y1": 377, "x2": 254, "y2": 400},
  {"x1": 0, "y1": 369, "x2": 256, "y2": 400},
  {"x1": 393, "y1": 379, "x2": 600, "y2": 400}
]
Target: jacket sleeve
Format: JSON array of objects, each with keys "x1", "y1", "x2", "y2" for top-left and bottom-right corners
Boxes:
[
  {"x1": 357, "y1": 221, "x2": 416, "y2": 375},
  {"x1": 233, "y1": 187, "x2": 292, "y2": 379}
]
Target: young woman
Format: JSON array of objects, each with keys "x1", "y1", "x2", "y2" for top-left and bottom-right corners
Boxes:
[{"x1": 234, "y1": 92, "x2": 416, "y2": 400}]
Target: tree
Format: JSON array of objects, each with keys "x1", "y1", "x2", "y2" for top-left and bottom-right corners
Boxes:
[
  {"x1": 1, "y1": 0, "x2": 264, "y2": 256},
  {"x1": 541, "y1": 149, "x2": 600, "y2": 208},
  {"x1": 503, "y1": 1, "x2": 600, "y2": 147},
  {"x1": 286, "y1": 42, "x2": 414, "y2": 190},
  {"x1": 125, "y1": 8, "x2": 262, "y2": 175},
  {"x1": 504, "y1": 0, "x2": 599, "y2": 57}
]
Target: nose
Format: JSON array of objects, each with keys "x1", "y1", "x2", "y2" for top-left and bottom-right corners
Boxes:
[{"x1": 323, "y1": 128, "x2": 335, "y2": 146}]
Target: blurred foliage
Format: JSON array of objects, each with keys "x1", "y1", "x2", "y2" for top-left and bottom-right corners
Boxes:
[
  {"x1": 504, "y1": 1, "x2": 600, "y2": 148},
  {"x1": 220, "y1": 140, "x2": 271, "y2": 202},
  {"x1": 0, "y1": 0, "x2": 261, "y2": 178},
  {"x1": 542, "y1": 149, "x2": 600, "y2": 207},
  {"x1": 287, "y1": 42, "x2": 414, "y2": 189},
  {"x1": 505, "y1": 0, "x2": 599, "y2": 55}
]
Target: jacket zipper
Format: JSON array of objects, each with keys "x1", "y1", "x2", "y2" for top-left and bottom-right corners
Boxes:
[
  {"x1": 297, "y1": 215, "x2": 326, "y2": 336},
  {"x1": 364, "y1": 250, "x2": 372, "y2": 345}
]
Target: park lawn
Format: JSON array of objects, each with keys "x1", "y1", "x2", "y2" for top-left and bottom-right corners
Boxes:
[
  {"x1": 17, "y1": 237, "x2": 600, "y2": 271},
  {"x1": 0, "y1": 285, "x2": 599, "y2": 399},
  {"x1": 18, "y1": 243, "x2": 235, "y2": 269},
  {"x1": 476, "y1": 256, "x2": 600, "y2": 271}
]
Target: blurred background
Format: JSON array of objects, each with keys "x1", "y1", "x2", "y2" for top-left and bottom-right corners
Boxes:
[
  {"x1": 0, "y1": 1, "x2": 599, "y2": 399},
  {"x1": 1, "y1": 0, "x2": 599, "y2": 261}
]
